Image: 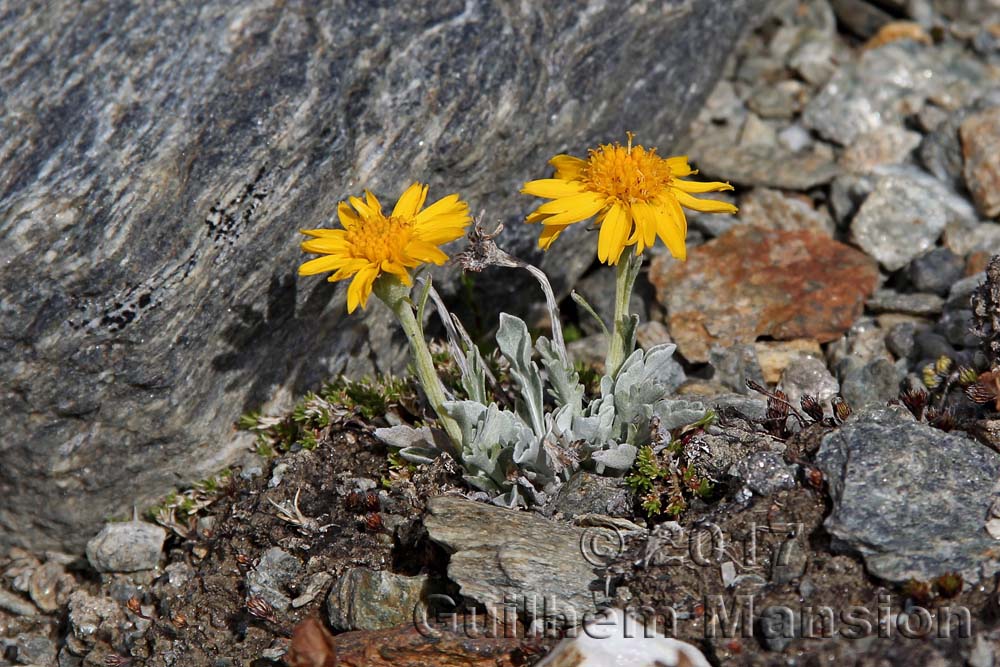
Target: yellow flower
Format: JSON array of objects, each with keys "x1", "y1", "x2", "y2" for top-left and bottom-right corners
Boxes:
[
  {"x1": 521, "y1": 135, "x2": 737, "y2": 264},
  {"x1": 299, "y1": 183, "x2": 470, "y2": 312}
]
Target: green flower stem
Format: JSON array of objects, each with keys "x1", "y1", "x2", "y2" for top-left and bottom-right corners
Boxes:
[
  {"x1": 605, "y1": 250, "x2": 644, "y2": 378},
  {"x1": 374, "y1": 276, "x2": 464, "y2": 448}
]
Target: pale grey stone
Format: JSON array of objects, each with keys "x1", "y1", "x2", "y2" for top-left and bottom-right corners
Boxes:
[
  {"x1": 850, "y1": 174, "x2": 948, "y2": 271},
  {"x1": 85, "y1": 521, "x2": 165, "y2": 573}
]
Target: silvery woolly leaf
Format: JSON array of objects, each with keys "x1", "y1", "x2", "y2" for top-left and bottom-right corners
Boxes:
[
  {"x1": 536, "y1": 335, "x2": 584, "y2": 414},
  {"x1": 374, "y1": 425, "x2": 459, "y2": 461},
  {"x1": 652, "y1": 399, "x2": 710, "y2": 431},
  {"x1": 398, "y1": 447, "x2": 438, "y2": 466},
  {"x1": 591, "y1": 443, "x2": 638, "y2": 473}
]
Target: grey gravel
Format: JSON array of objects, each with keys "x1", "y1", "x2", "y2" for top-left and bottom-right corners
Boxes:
[
  {"x1": 246, "y1": 547, "x2": 302, "y2": 612},
  {"x1": 803, "y1": 42, "x2": 989, "y2": 145},
  {"x1": 817, "y1": 411, "x2": 1000, "y2": 583},
  {"x1": 85, "y1": 521, "x2": 165, "y2": 573},
  {"x1": 709, "y1": 344, "x2": 766, "y2": 394},
  {"x1": 0, "y1": 588, "x2": 37, "y2": 616},
  {"x1": 729, "y1": 451, "x2": 798, "y2": 497},
  {"x1": 548, "y1": 472, "x2": 633, "y2": 519},
  {"x1": 907, "y1": 248, "x2": 965, "y2": 296},
  {"x1": 838, "y1": 358, "x2": 903, "y2": 409},
  {"x1": 886, "y1": 322, "x2": 919, "y2": 360},
  {"x1": 424, "y1": 496, "x2": 611, "y2": 621},
  {"x1": 778, "y1": 356, "x2": 840, "y2": 410},
  {"x1": 850, "y1": 173, "x2": 948, "y2": 271},
  {"x1": 865, "y1": 289, "x2": 945, "y2": 317}
]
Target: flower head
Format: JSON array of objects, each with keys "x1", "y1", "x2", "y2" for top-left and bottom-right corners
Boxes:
[
  {"x1": 521, "y1": 134, "x2": 737, "y2": 264},
  {"x1": 299, "y1": 184, "x2": 470, "y2": 312}
]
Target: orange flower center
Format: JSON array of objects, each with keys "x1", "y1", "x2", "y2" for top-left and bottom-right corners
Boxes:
[
  {"x1": 346, "y1": 214, "x2": 412, "y2": 264},
  {"x1": 584, "y1": 142, "x2": 673, "y2": 205}
]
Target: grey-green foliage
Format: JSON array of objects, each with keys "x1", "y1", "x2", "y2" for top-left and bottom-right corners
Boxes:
[{"x1": 376, "y1": 312, "x2": 683, "y2": 507}]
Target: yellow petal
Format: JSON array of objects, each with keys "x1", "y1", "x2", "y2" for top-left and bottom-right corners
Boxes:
[
  {"x1": 666, "y1": 156, "x2": 694, "y2": 177},
  {"x1": 346, "y1": 265, "x2": 380, "y2": 313},
  {"x1": 413, "y1": 193, "x2": 469, "y2": 227},
  {"x1": 631, "y1": 200, "x2": 659, "y2": 250},
  {"x1": 349, "y1": 195, "x2": 375, "y2": 219},
  {"x1": 391, "y1": 183, "x2": 428, "y2": 220},
  {"x1": 597, "y1": 203, "x2": 629, "y2": 265},
  {"x1": 406, "y1": 239, "x2": 449, "y2": 265},
  {"x1": 338, "y1": 201, "x2": 360, "y2": 229},
  {"x1": 671, "y1": 178, "x2": 735, "y2": 194},
  {"x1": 329, "y1": 259, "x2": 371, "y2": 281},
  {"x1": 363, "y1": 190, "x2": 383, "y2": 216},
  {"x1": 416, "y1": 224, "x2": 468, "y2": 246},
  {"x1": 299, "y1": 255, "x2": 351, "y2": 276},
  {"x1": 538, "y1": 224, "x2": 569, "y2": 250},
  {"x1": 550, "y1": 154, "x2": 587, "y2": 180},
  {"x1": 521, "y1": 178, "x2": 585, "y2": 199},
  {"x1": 300, "y1": 227, "x2": 347, "y2": 239},
  {"x1": 301, "y1": 236, "x2": 349, "y2": 254},
  {"x1": 380, "y1": 260, "x2": 412, "y2": 286},
  {"x1": 655, "y1": 200, "x2": 687, "y2": 260},
  {"x1": 673, "y1": 189, "x2": 738, "y2": 214},
  {"x1": 534, "y1": 192, "x2": 606, "y2": 226}
]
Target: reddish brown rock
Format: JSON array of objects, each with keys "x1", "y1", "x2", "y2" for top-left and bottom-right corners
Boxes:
[
  {"x1": 331, "y1": 620, "x2": 530, "y2": 667},
  {"x1": 649, "y1": 226, "x2": 878, "y2": 363},
  {"x1": 961, "y1": 107, "x2": 1000, "y2": 218}
]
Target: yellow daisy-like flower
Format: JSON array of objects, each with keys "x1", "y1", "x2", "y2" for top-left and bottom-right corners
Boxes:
[
  {"x1": 299, "y1": 183, "x2": 470, "y2": 313},
  {"x1": 521, "y1": 135, "x2": 737, "y2": 264}
]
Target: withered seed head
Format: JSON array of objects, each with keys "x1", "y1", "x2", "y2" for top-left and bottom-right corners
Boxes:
[
  {"x1": 800, "y1": 395, "x2": 824, "y2": 422},
  {"x1": 363, "y1": 513, "x2": 384, "y2": 532},
  {"x1": 900, "y1": 388, "x2": 928, "y2": 419},
  {"x1": 832, "y1": 396, "x2": 852, "y2": 423},
  {"x1": 933, "y1": 572, "x2": 964, "y2": 598},
  {"x1": 246, "y1": 595, "x2": 278, "y2": 623}
]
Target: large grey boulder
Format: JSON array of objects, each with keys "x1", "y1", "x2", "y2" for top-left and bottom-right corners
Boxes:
[{"x1": 0, "y1": 0, "x2": 764, "y2": 551}]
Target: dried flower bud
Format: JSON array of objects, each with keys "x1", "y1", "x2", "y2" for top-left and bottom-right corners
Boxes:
[
  {"x1": 900, "y1": 388, "x2": 928, "y2": 419},
  {"x1": 965, "y1": 370, "x2": 1000, "y2": 411},
  {"x1": 927, "y1": 407, "x2": 955, "y2": 432},
  {"x1": 767, "y1": 391, "x2": 790, "y2": 421},
  {"x1": 935, "y1": 355, "x2": 954, "y2": 375},
  {"x1": 958, "y1": 366, "x2": 980, "y2": 387},
  {"x1": 832, "y1": 396, "x2": 852, "y2": 423},
  {"x1": 171, "y1": 612, "x2": 188, "y2": 628},
  {"x1": 363, "y1": 512, "x2": 384, "y2": 532},
  {"x1": 933, "y1": 572, "x2": 963, "y2": 598},
  {"x1": 901, "y1": 579, "x2": 933, "y2": 606},
  {"x1": 922, "y1": 363, "x2": 941, "y2": 389},
  {"x1": 246, "y1": 595, "x2": 277, "y2": 623},
  {"x1": 800, "y1": 395, "x2": 824, "y2": 422},
  {"x1": 344, "y1": 491, "x2": 364, "y2": 512}
]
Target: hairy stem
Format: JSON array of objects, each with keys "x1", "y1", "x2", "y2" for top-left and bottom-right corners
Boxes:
[
  {"x1": 605, "y1": 251, "x2": 643, "y2": 377},
  {"x1": 374, "y1": 277, "x2": 464, "y2": 449}
]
